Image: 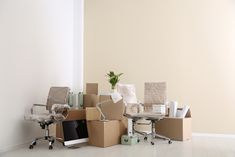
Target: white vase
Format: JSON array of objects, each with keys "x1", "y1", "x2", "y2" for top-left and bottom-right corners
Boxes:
[{"x1": 111, "y1": 88, "x2": 117, "y2": 93}]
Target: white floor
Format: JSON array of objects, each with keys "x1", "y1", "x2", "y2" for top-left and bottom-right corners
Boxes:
[{"x1": 1, "y1": 136, "x2": 235, "y2": 157}]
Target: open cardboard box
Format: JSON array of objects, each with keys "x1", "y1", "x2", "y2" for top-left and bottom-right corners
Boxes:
[
  {"x1": 85, "y1": 95, "x2": 127, "y2": 147},
  {"x1": 99, "y1": 98, "x2": 125, "y2": 120},
  {"x1": 155, "y1": 108, "x2": 192, "y2": 141}
]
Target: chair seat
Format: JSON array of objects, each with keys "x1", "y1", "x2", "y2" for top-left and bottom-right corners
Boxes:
[
  {"x1": 25, "y1": 113, "x2": 66, "y2": 123},
  {"x1": 25, "y1": 113, "x2": 53, "y2": 123}
]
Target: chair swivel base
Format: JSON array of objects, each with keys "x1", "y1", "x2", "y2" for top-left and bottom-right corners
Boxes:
[
  {"x1": 149, "y1": 132, "x2": 172, "y2": 145},
  {"x1": 29, "y1": 123, "x2": 64, "y2": 150},
  {"x1": 136, "y1": 131, "x2": 172, "y2": 145},
  {"x1": 132, "y1": 119, "x2": 172, "y2": 146},
  {"x1": 29, "y1": 136, "x2": 64, "y2": 150}
]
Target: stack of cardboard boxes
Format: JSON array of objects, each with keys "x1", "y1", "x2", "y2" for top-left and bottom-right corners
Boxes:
[
  {"x1": 84, "y1": 83, "x2": 127, "y2": 147},
  {"x1": 83, "y1": 83, "x2": 99, "y2": 108},
  {"x1": 56, "y1": 83, "x2": 192, "y2": 147}
]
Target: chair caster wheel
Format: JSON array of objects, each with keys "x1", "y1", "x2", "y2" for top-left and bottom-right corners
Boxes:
[
  {"x1": 29, "y1": 145, "x2": 34, "y2": 149},
  {"x1": 137, "y1": 139, "x2": 140, "y2": 143},
  {"x1": 151, "y1": 142, "x2": 154, "y2": 145},
  {"x1": 32, "y1": 141, "x2": 37, "y2": 146},
  {"x1": 168, "y1": 140, "x2": 172, "y2": 144},
  {"x1": 49, "y1": 145, "x2": 53, "y2": 150},
  {"x1": 144, "y1": 137, "x2": 147, "y2": 141}
]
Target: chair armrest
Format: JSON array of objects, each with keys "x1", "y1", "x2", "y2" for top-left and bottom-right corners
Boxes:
[{"x1": 31, "y1": 104, "x2": 46, "y2": 114}]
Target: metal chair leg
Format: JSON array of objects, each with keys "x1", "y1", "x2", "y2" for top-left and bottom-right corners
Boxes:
[{"x1": 29, "y1": 124, "x2": 64, "y2": 150}]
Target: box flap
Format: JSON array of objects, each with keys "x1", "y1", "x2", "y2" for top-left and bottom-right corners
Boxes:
[{"x1": 100, "y1": 99, "x2": 125, "y2": 120}]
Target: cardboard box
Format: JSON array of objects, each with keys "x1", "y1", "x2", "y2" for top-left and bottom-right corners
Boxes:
[
  {"x1": 56, "y1": 109, "x2": 86, "y2": 139},
  {"x1": 99, "y1": 95, "x2": 111, "y2": 102},
  {"x1": 86, "y1": 107, "x2": 101, "y2": 121},
  {"x1": 65, "y1": 109, "x2": 86, "y2": 120},
  {"x1": 155, "y1": 109, "x2": 192, "y2": 141},
  {"x1": 99, "y1": 98, "x2": 125, "y2": 120},
  {"x1": 83, "y1": 94, "x2": 99, "y2": 108},
  {"x1": 86, "y1": 83, "x2": 98, "y2": 95},
  {"x1": 87, "y1": 120, "x2": 126, "y2": 147}
]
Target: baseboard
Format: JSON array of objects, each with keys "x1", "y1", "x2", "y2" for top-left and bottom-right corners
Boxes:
[
  {"x1": 0, "y1": 141, "x2": 30, "y2": 155},
  {"x1": 192, "y1": 133, "x2": 235, "y2": 139}
]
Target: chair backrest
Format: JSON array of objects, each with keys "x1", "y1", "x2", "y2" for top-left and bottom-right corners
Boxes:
[
  {"x1": 117, "y1": 84, "x2": 138, "y2": 104},
  {"x1": 144, "y1": 82, "x2": 167, "y2": 107},
  {"x1": 46, "y1": 87, "x2": 70, "y2": 111}
]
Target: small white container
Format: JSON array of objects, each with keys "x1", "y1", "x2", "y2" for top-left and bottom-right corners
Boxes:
[
  {"x1": 152, "y1": 104, "x2": 166, "y2": 115},
  {"x1": 169, "y1": 101, "x2": 178, "y2": 117}
]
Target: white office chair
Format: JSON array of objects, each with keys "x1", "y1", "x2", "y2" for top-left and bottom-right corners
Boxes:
[
  {"x1": 117, "y1": 83, "x2": 172, "y2": 145},
  {"x1": 143, "y1": 82, "x2": 171, "y2": 145},
  {"x1": 117, "y1": 84, "x2": 148, "y2": 140}
]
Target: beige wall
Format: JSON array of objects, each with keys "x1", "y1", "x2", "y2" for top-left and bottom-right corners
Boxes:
[{"x1": 84, "y1": 0, "x2": 235, "y2": 134}]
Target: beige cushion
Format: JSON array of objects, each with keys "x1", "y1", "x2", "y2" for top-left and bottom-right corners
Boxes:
[{"x1": 144, "y1": 82, "x2": 166, "y2": 105}]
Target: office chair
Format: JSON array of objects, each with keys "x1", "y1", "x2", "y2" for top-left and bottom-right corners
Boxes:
[
  {"x1": 118, "y1": 83, "x2": 172, "y2": 145},
  {"x1": 117, "y1": 84, "x2": 146, "y2": 140},
  {"x1": 143, "y1": 82, "x2": 171, "y2": 145},
  {"x1": 25, "y1": 87, "x2": 70, "y2": 150}
]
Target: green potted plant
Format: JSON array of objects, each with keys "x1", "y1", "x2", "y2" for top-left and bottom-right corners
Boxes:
[{"x1": 106, "y1": 71, "x2": 123, "y2": 91}]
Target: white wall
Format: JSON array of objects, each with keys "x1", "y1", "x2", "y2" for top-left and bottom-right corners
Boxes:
[
  {"x1": 73, "y1": 0, "x2": 84, "y2": 92},
  {"x1": 0, "y1": 0, "x2": 83, "y2": 152}
]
